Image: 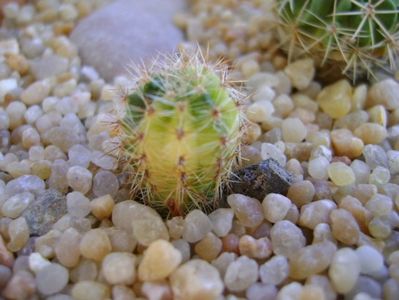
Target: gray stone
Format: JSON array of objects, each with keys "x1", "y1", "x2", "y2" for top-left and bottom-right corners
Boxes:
[
  {"x1": 228, "y1": 159, "x2": 293, "y2": 200},
  {"x1": 71, "y1": 0, "x2": 185, "y2": 81},
  {"x1": 22, "y1": 189, "x2": 67, "y2": 236}
]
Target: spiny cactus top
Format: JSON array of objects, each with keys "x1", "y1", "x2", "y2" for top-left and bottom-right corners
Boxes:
[
  {"x1": 276, "y1": 0, "x2": 399, "y2": 81},
  {"x1": 115, "y1": 51, "x2": 244, "y2": 216}
]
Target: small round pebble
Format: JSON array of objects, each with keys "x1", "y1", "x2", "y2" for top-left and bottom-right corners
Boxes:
[
  {"x1": 102, "y1": 252, "x2": 136, "y2": 285},
  {"x1": 138, "y1": 240, "x2": 182, "y2": 281},
  {"x1": 287, "y1": 180, "x2": 315, "y2": 207},
  {"x1": 90, "y1": 194, "x2": 115, "y2": 220},
  {"x1": 208, "y1": 208, "x2": 234, "y2": 237},
  {"x1": 270, "y1": 220, "x2": 306, "y2": 257},
  {"x1": 1, "y1": 192, "x2": 33, "y2": 218},
  {"x1": 281, "y1": 117, "x2": 307, "y2": 143},
  {"x1": 7, "y1": 217, "x2": 29, "y2": 252},
  {"x1": 92, "y1": 170, "x2": 119, "y2": 197},
  {"x1": 328, "y1": 248, "x2": 360, "y2": 294},
  {"x1": 356, "y1": 245, "x2": 384, "y2": 275},
  {"x1": 68, "y1": 144, "x2": 91, "y2": 168},
  {"x1": 289, "y1": 241, "x2": 336, "y2": 280},
  {"x1": 182, "y1": 209, "x2": 213, "y2": 243},
  {"x1": 308, "y1": 157, "x2": 329, "y2": 180},
  {"x1": 79, "y1": 229, "x2": 112, "y2": 262},
  {"x1": 354, "y1": 123, "x2": 388, "y2": 145},
  {"x1": 227, "y1": 194, "x2": 264, "y2": 228},
  {"x1": 195, "y1": 233, "x2": 222, "y2": 261},
  {"x1": 259, "y1": 255, "x2": 289, "y2": 285},
  {"x1": 71, "y1": 281, "x2": 111, "y2": 300},
  {"x1": 330, "y1": 209, "x2": 360, "y2": 245},
  {"x1": 262, "y1": 193, "x2": 291, "y2": 223},
  {"x1": 66, "y1": 192, "x2": 91, "y2": 218},
  {"x1": 55, "y1": 228, "x2": 81, "y2": 268},
  {"x1": 246, "y1": 282, "x2": 277, "y2": 300},
  {"x1": 170, "y1": 259, "x2": 223, "y2": 300},
  {"x1": 238, "y1": 235, "x2": 272, "y2": 259},
  {"x1": 66, "y1": 166, "x2": 92, "y2": 194},
  {"x1": 224, "y1": 256, "x2": 258, "y2": 292},
  {"x1": 317, "y1": 79, "x2": 352, "y2": 119},
  {"x1": 328, "y1": 162, "x2": 356, "y2": 186},
  {"x1": 36, "y1": 263, "x2": 69, "y2": 296}
]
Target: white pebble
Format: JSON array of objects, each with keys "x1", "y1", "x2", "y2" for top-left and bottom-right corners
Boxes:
[
  {"x1": 66, "y1": 166, "x2": 92, "y2": 194},
  {"x1": 356, "y1": 245, "x2": 384, "y2": 275},
  {"x1": 262, "y1": 193, "x2": 291, "y2": 223},
  {"x1": 329, "y1": 248, "x2": 360, "y2": 294},
  {"x1": 224, "y1": 256, "x2": 258, "y2": 292}
]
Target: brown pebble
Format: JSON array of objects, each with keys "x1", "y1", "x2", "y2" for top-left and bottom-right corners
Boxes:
[
  {"x1": 222, "y1": 234, "x2": 240, "y2": 254},
  {"x1": 287, "y1": 180, "x2": 315, "y2": 207},
  {"x1": 194, "y1": 233, "x2": 222, "y2": 262},
  {"x1": 0, "y1": 235, "x2": 14, "y2": 267},
  {"x1": 339, "y1": 196, "x2": 371, "y2": 233},
  {"x1": 330, "y1": 209, "x2": 360, "y2": 245},
  {"x1": 2, "y1": 270, "x2": 36, "y2": 299}
]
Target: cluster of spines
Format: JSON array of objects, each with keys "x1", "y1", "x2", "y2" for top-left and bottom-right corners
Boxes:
[
  {"x1": 115, "y1": 50, "x2": 244, "y2": 216},
  {"x1": 276, "y1": 0, "x2": 399, "y2": 81}
]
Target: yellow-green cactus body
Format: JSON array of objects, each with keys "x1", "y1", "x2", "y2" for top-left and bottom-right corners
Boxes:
[{"x1": 118, "y1": 54, "x2": 243, "y2": 216}]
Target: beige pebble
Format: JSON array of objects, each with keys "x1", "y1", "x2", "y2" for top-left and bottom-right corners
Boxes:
[
  {"x1": 354, "y1": 123, "x2": 387, "y2": 144},
  {"x1": 138, "y1": 240, "x2": 182, "y2": 281},
  {"x1": 170, "y1": 259, "x2": 223, "y2": 300},
  {"x1": 281, "y1": 117, "x2": 307, "y2": 143},
  {"x1": 79, "y1": 229, "x2": 112, "y2": 261},
  {"x1": 21, "y1": 80, "x2": 51, "y2": 105},
  {"x1": 330, "y1": 209, "x2": 360, "y2": 245},
  {"x1": 367, "y1": 78, "x2": 399, "y2": 110},
  {"x1": 317, "y1": 79, "x2": 352, "y2": 119},
  {"x1": 328, "y1": 162, "x2": 355, "y2": 186},
  {"x1": 290, "y1": 241, "x2": 336, "y2": 280},
  {"x1": 90, "y1": 194, "x2": 115, "y2": 220},
  {"x1": 368, "y1": 105, "x2": 387, "y2": 127},
  {"x1": 331, "y1": 129, "x2": 364, "y2": 159},
  {"x1": 71, "y1": 281, "x2": 111, "y2": 300},
  {"x1": 55, "y1": 228, "x2": 81, "y2": 268},
  {"x1": 102, "y1": 252, "x2": 136, "y2": 285},
  {"x1": 284, "y1": 58, "x2": 315, "y2": 90}
]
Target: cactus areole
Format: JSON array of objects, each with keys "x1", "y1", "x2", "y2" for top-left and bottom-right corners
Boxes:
[
  {"x1": 116, "y1": 52, "x2": 243, "y2": 216},
  {"x1": 276, "y1": 0, "x2": 399, "y2": 81}
]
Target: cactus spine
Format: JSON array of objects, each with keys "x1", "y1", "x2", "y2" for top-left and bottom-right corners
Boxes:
[
  {"x1": 275, "y1": 0, "x2": 399, "y2": 81},
  {"x1": 115, "y1": 51, "x2": 244, "y2": 216}
]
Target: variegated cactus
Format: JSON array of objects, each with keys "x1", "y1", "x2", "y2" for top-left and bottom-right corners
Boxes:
[{"x1": 115, "y1": 50, "x2": 244, "y2": 216}]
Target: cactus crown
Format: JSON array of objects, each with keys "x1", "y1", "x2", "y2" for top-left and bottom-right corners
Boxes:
[
  {"x1": 115, "y1": 50, "x2": 244, "y2": 216},
  {"x1": 276, "y1": 0, "x2": 399, "y2": 81}
]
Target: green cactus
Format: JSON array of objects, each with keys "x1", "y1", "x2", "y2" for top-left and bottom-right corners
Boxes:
[
  {"x1": 275, "y1": 0, "x2": 399, "y2": 81},
  {"x1": 116, "y1": 51, "x2": 243, "y2": 216}
]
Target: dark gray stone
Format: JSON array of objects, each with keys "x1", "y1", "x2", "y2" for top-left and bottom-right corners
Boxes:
[
  {"x1": 228, "y1": 159, "x2": 293, "y2": 201},
  {"x1": 22, "y1": 189, "x2": 67, "y2": 236},
  {"x1": 70, "y1": 0, "x2": 185, "y2": 81}
]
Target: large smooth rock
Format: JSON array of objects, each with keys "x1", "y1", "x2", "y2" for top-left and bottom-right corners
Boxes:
[{"x1": 71, "y1": 0, "x2": 185, "y2": 81}]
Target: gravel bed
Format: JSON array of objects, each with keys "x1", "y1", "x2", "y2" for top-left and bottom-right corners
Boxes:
[{"x1": 0, "y1": 0, "x2": 398, "y2": 300}]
